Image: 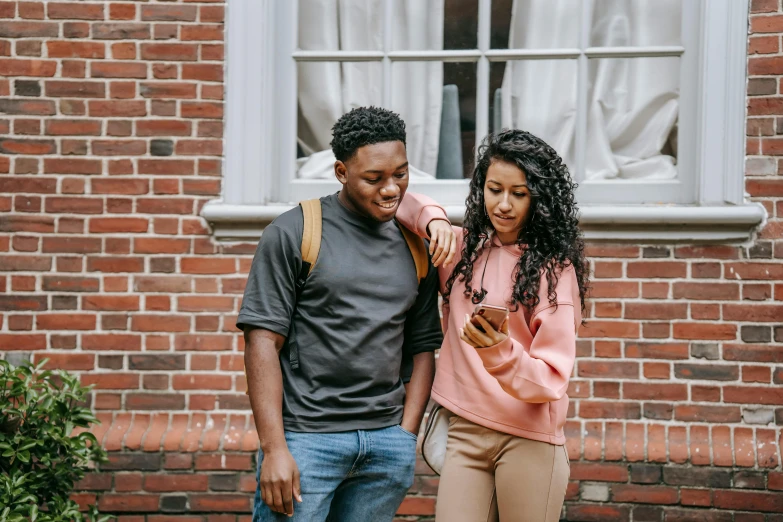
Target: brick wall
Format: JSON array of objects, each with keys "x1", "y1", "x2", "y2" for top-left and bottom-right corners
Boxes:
[{"x1": 0, "y1": 1, "x2": 781, "y2": 520}]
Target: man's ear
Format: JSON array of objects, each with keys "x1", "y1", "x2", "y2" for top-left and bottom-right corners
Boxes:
[{"x1": 334, "y1": 160, "x2": 347, "y2": 185}]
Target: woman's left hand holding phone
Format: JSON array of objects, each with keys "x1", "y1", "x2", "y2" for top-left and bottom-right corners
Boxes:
[{"x1": 460, "y1": 314, "x2": 509, "y2": 349}]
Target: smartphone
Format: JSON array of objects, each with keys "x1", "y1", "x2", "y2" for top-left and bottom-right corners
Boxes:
[{"x1": 471, "y1": 304, "x2": 509, "y2": 333}]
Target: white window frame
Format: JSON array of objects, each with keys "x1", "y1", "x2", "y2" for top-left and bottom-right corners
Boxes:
[{"x1": 203, "y1": 0, "x2": 765, "y2": 241}]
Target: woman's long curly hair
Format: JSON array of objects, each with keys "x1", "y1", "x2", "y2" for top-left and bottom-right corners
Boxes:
[{"x1": 444, "y1": 129, "x2": 589, "y2": 318}]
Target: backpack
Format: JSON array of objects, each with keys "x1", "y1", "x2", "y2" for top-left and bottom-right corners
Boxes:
[{"x1": 286, "y1": 199, "x2": 429, "y2": 370}]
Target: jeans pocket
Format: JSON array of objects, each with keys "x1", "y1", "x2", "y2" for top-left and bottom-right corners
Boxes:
[{"x1": 396, "y1": 425, "x2": 419, "y2": 440}]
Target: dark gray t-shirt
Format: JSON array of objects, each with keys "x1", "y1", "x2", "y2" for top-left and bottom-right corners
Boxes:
[{"x1": 237, "y1": 193, "x2": 442, "y2": 432}]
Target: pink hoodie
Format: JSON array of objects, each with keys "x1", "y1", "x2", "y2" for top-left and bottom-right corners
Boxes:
[{"x1": 397, "y1": 192, "x2": 580, "y2": 445}]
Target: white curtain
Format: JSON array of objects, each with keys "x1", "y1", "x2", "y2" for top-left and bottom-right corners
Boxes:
[
  {"x1": 296, "y1": 0, "x2": 443, "y2": 179},
  {"x1": 501, "y1": 0, "x2": 681, "y2": 180}
]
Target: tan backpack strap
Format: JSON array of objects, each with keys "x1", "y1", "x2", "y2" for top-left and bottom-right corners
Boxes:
[
  {"x1": 398, "y1": 222, "x2": 429, "y2": 283},
  {"x1": 299, "y1": 199, "x2": 322, "y2": 274}
]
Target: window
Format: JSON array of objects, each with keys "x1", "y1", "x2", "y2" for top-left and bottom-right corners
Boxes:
[{"x1": 205, "y1": 0, "x2": 764, "y2": 241}]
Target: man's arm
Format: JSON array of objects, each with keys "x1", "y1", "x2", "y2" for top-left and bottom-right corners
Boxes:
[
  {"x1": 244, "y1": 327, "x2": 302, "y2": 516},
  {"x1": 400, "y1": 243, "x2": 444, "y2": 435},
  {"x1": 400, "y1": 351, "x2": 435, "y2": 435}
]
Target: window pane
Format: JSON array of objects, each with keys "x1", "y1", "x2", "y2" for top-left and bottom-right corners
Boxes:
[
  {"x1": 391, "y1": 0, "x2": 478, "y2": 51},
  {"x1": 591, "y1": 0, "x2": 682, "y2": 47},
  {"x1": 492, "y1": 0, "x2": 581, "y2": 50},
  {"x1": 489, "y1": 60, "x2": 578, "y2": 175},
  {"x1": 391, "y1": 62, "x2": 477, "y2": 179},
  {"x1": 298, "y1": 0, "x2": 383, "y2": 51},
  {"x1": 296, "y1": 62, "x2": 382, "y2": 179},
  {"x1": 584, "y1": 57, "x2": 679, "y2": 181}
]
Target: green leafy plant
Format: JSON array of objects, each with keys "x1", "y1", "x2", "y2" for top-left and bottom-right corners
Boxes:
[{"x1": 0, "y1": 359, "x2": 110, "y2": 522}]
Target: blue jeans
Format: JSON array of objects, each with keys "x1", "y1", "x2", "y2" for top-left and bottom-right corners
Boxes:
[{"x1": 253, "y1": 425, "x2": 418, "y2": 522}]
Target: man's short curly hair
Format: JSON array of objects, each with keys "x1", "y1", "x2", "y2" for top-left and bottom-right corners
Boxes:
[{"x1": 330, "y1": 106, "x2": 407, "y2": 162}]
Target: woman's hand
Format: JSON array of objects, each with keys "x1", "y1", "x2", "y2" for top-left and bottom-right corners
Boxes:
[
  {"x1": 460, "y1": 314, "x2": 509, "y2": 348},
  {"x1": 427, "y1": 219, "x2": 457, "y2": 268}
]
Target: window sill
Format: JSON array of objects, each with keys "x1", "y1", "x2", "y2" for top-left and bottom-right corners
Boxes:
[{"x1": 201, "y1": 200, "x2": 767, "y2": 243}]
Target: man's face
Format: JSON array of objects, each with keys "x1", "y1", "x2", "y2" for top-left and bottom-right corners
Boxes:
[{"x1": 335, "y1": 141, "x2": 409, "y2": 222}]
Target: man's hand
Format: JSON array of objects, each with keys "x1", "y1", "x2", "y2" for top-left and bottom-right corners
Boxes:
[
  {"x1": 427, "y1": 219, "x2": 457, "y2": 268},
  {"x1": 260, "y1": 448, "x2": 302, "y2": 517}
]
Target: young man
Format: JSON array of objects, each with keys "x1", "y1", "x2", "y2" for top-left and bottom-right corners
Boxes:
[{"x1": 237, "y1": 107, "x2": 444, "y2": 521}]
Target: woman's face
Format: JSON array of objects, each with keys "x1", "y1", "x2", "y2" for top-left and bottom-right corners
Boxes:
[{"x1": 483, "y1": 159, "x2": 531, "y2": 244}]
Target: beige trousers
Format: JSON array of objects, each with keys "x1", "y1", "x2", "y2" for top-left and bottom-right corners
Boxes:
[{"x1": 435, "y1": 415, "x2": 570, "y2": 522}]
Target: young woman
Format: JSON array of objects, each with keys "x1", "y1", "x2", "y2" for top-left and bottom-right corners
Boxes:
[{"x1": 396, "y1": 129, "x2": 589, "y2": 522}]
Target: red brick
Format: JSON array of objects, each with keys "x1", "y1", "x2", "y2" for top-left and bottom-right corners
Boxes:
[
  {"x1": 45, "y1": 120, "x2": 101, "y2": 136},
  {"x1": 83, "y1": 334, "x2": 141, "y2": 352},
  {"x1": 588, "y1": 281, "x2": 638, "y2": 298},
  {"x1": 87, "y1": 257, "x2": 144, "y2": 273},
  {"x1": 200, "y1": 5, "x2": 225, "y2": 23},
  {"x1": 141, "y1": 43, "x2": 198, "y2": 61},
  {"x1": 36, "y1": 313, "x2": 96, "y2": 330},
  {"x1": 201, "y1": 43, "x2": 224, "y2": 61},
  {"x1": 132, "y1": 315, "x2": 190, "y2": 333},
  {"x1": 183, "y1": 63, "x2": 223, "y2": 82},
  {"x1": 189, "y1": 494, "x2": 250, "y2": 512},
  {"x1": 45, "y1": 80, "x2": 105, "y2": 98},
  {"x1": 91, "y1": 178, "x2": 149, "y2": 195},
  {"x1": 139, "y1": 82, "x2": 198, "y2": 99},
  {"x1": 626, "y1": 261, "x2": 687, "y2": 278},
  {"x1": 0, "y1": 138, "x2": 54, "y2": 155},
  {"x1": 44, "y1": 158, "x2": 102, "y2": 174},
  {"x1": 0, "y1": 333, "x2": 46, "y2": 351},
  {"x1": 674, "y1": 405, "x2": 741, "y2": 423},
  {"x1": 47, "y1": 2, "x2": 104, "y2": 20},
  {"x1": 176, "y1": 139, "x2": 222, "y2": 156},
  {"x1": 0, "y1": 21, "x2": 58, "y2": 38},
  {"x1": 142, "y1": 5, "x2": 198, "y2": 21},
  {"x1": 143, "y1": 474, "x2": 207, "y2": 492},
  {"x1": 89, "y1": 100, "x2": 147, "y2": 117},
  {"x1": 92, "y1": 139, "x2": 146, "y2": 156},
  {"x1": 42, "y1": 275, "x2": 99, "y2": 292},
  {"x1": 724, "y1": 385, "x2": 783, "y2": 405},
  {"x1": 747, "y1": 179, "x2": 783, "y2": 196},
  {"x1": 42, "y1": 237, "x2": 100, "y2": 254},
  {"x1": 579, "y1": 321, "x2": 639, "y2": 339},
  {"x1": 724, "y1": 303, "x2": 783, "y2": 322},
  {"x1": 137, "y1": 120, "x2": 192, "y2": 136},
  {"x1": 98, "y1": 495, "x2": 159, "y2": 513},
  {"x1": 89, "y1": 217, "x2": 149, "y2": 233},
  {"x1": 757, "y1": 430, "x2": 780, "y2": 468},
  {"x1": 92, "y1": 23, "x2": 150, "y2": 40},
  {"x1": 173, "y1": 374, "x2": 232, "y2": 391},
  {"x1": 174, "y1": 335, "x2": 232, "y2": 352},
  {"x1": 110, "y1": 4, "x2": 136, "y2": 20},
  {"x1": 624, "y1": 383, "x2": 687, "y2": 401},
  {"x1": 91, "y1": 61, "x2": 147, "y2": 79},
  {"x1": 47, "y1": 41, "x2": 105, "y2": 59},
  {"x1": 713, "y1": 490, "x2": 783, "y2": 512},
  {"x1": 672, "y1": 282, "x2": 739, "y2": 300},
  {"x1": 181, "y1": 24, "x2": 223, "y2": 41},
  {"x1": 681, "y1": 488, "x2": 712, "y2": 507},
  {"x1": 751, "y1": 0, "x2": 779, "y2": 13},
  {"x1": 83, "y1": 296, "x2": 140, "y2": 312},
  {"x1": 579, "y1": 401, "x2": 641, "y2": 419},
  {"x1": 138, "y1": 159, "x2": 195, "y2": 176},
  {"x1": 134, "y1": 238, "x2": 191, "y2": 255},
  {"x1": 181, "y1": 101, "x2": 223, "y2": 119},
  {"x1": 136, "y1": 198, "x2": 194, "y2": 214},
  {"x1": 673, "y1": 323, "x2": 736, "y2": 341},
  {"x1": 625, "y1": 302, "x2": 687, "y2": 320}
]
